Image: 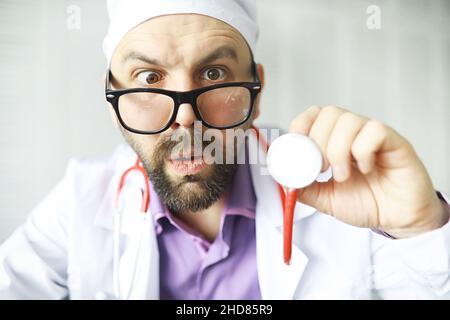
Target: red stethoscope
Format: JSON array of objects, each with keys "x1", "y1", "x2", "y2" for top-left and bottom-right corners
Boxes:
[{"x1": 115, "y1": 126, "x2": 322, "y2": 268}]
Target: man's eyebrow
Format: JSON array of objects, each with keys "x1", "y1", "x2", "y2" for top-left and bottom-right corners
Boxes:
[
  {"x1": 121, "y1": 45, "x2": 239, "y2": 67},
  {"x1": 122, "y1": 51, "x2": 163, "y2": 66},
  {"x1": 196, "y1": 46, "x2": 239, "y2": 66}
]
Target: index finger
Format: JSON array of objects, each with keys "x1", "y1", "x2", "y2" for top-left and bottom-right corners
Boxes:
[{"x1": 289, "y1": 106, "x2": 322, "y2": 135}]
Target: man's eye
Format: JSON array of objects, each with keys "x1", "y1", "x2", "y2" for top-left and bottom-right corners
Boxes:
[
  {"x1": 202, "y1": 67, "x2": 226, "y2": 81},
  {"x1": 136, "y1": 71, "x2": 161, "y2": 85}
]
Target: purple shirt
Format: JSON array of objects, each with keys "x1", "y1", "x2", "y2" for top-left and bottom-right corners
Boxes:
[{"x1": 149, "y1": 161, "x2": 261, "y2": 300}]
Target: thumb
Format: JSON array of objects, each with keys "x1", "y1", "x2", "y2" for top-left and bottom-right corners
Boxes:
[{"x1": 296, "y1": 181, "x2": 332, "y2": 214}]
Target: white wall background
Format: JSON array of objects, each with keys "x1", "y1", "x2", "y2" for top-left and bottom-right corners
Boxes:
[{"x1": 0, "y1": 0, "x2": 449, "y2": 241}]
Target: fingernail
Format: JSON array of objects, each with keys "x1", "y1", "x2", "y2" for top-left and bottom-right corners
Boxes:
[{"x1": 333, "y1": 164, "x2": 348, "y2": 181}]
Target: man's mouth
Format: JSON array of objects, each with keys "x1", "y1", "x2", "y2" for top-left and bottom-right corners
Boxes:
[{"x1": 168, "y1": 154, "x2": 207, "y2": 175}]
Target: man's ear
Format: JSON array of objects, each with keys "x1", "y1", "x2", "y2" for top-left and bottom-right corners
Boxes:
[
  {"x1": 103, "y1": 72, "x2": 119, "y2": 128},
  {"x1": 257, "y1": 63, "x2": 265, "y2": 88},
  {"x1": 252, "y1": 63, "x2": 265, "y2": 121}
]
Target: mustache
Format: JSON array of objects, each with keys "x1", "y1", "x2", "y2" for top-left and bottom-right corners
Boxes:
[{"x1": 155, "y1": 128, "x2": 213, "y2": 159}]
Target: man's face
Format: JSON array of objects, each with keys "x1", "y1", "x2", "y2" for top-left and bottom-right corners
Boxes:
[{"x1": 109, "y1": 14, "x2": 262, "y2": 214}]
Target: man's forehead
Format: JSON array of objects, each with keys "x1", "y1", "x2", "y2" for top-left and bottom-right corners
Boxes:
[{"x1": 113, "y1": 15, "x2": 250, "y2": 68}]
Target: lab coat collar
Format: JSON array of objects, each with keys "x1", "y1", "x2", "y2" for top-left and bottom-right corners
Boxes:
[{"x1": 93, "y1": 144, "x2": 144, "y2": 234}]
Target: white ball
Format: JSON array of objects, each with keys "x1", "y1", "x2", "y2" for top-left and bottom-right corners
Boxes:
[{"x1": 267, "y1": 133, "x2": 323, "y2": 189}]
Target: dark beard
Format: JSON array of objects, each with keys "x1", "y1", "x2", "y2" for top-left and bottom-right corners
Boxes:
[
  {"x1": 123, "y1": 128, "x2": 238, "y2": 214},
  {"x1": 149, "y1": 160, "x2": 237, "y2": 214}
]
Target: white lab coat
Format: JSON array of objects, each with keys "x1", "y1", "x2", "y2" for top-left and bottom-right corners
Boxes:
[{"x1": 1, "y1": 133, "x2": 449, "y2": 300}]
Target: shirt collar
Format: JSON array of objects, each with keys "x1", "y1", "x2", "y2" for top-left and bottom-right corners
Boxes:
[{"x1": 222, "y1": 159, "x2": 256, "y2": 219}]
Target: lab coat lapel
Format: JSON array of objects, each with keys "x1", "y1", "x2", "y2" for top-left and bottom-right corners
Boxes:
[
  {"x1": 118, "y1": 211, "x2": 159, "y2": 300},
  {"x1": 93, "y1": 145, "x2": 152, "y2": 235},
  {"x1": 248, "y1": 132, "x2": 313, "y2": 299},
  {"x1": 93, "y1": 145, "x2": 137, "y2": 232}
]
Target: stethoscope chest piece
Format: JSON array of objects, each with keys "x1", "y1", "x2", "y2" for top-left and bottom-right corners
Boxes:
[
  {"x1": 266, "y1": 133, "x2": 323, "y2": 264},
  {"x1": 267, "y1": 133, "x2": 322, "y2": 189}
]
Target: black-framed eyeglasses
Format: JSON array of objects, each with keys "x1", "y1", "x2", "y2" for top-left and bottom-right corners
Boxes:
[{"x1": 105, "y1": 62, "x2": 262, "y2": 134}]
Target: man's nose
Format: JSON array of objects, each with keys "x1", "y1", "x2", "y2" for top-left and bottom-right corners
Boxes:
[{"x1": 173, "y1": 103, "x2": 198, "y2": 129}]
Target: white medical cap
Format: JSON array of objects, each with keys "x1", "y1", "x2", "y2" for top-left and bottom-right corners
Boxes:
[{"x1": 103, "y1": 0, "x2": 258, "y2": 66}]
